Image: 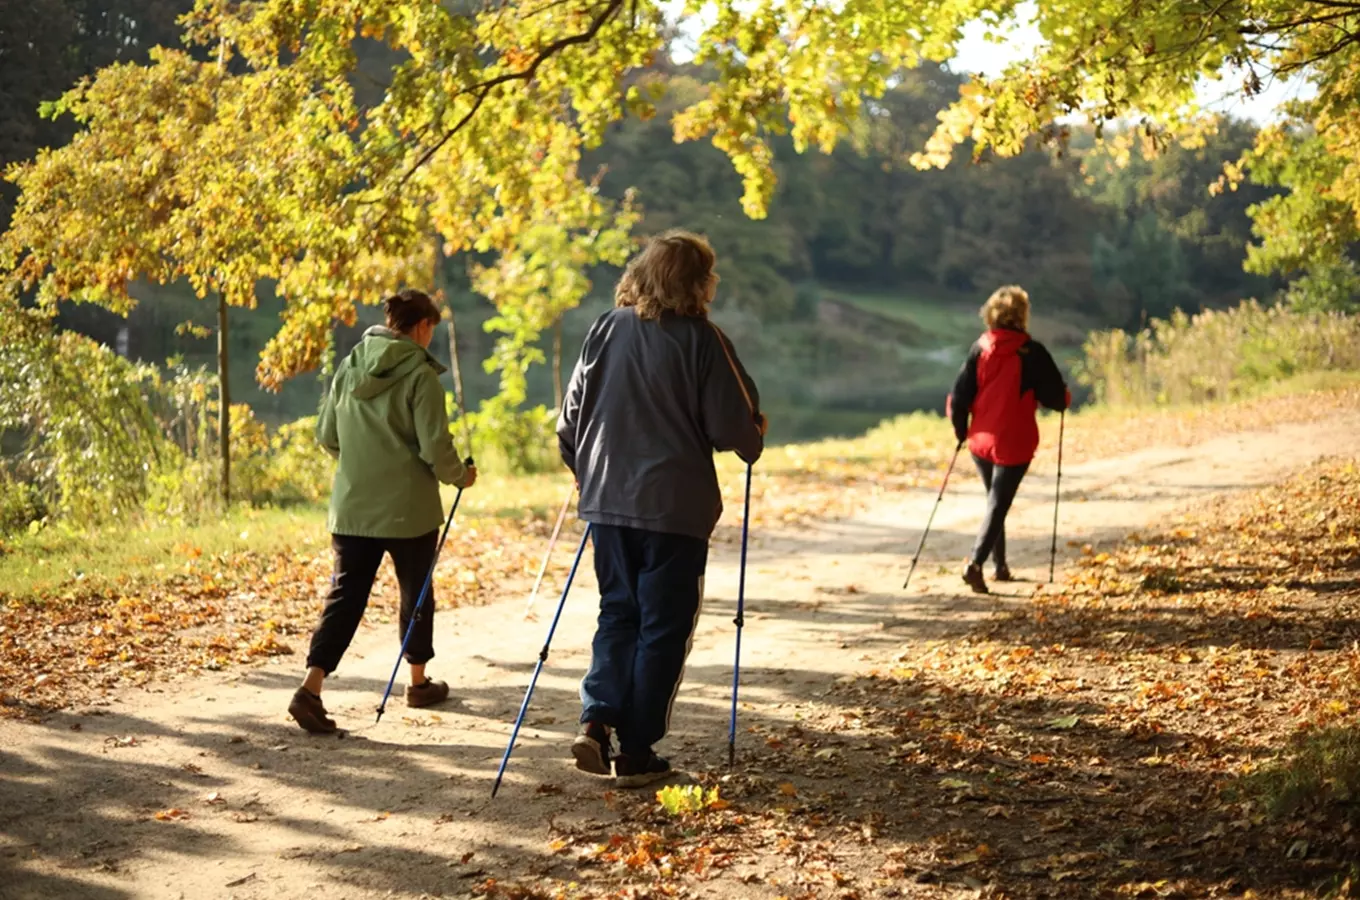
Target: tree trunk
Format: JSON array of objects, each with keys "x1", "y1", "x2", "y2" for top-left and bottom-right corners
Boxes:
[
  {"x1": 552, "y1": 317, "x2": 564, "y2": 410},
  {"x1": 446, "y1": 312, "x2": 471, "y2": 451},
  {"x1": 217, "y1": 294, "x2": 231, "y2": 509}
]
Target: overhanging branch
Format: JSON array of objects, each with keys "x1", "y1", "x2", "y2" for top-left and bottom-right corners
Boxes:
[{"x1": 388, "y1": 0, "x2": 626, "y2": 197}]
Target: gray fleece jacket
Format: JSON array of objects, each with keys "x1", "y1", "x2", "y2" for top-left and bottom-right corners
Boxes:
[{"x1": 556, "y1": 308, "x2": 764, "y2": 540}]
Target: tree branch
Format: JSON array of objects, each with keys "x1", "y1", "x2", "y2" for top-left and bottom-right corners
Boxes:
[{"x1": 387, "y1": 0, "x2": 625, "y2": 197}]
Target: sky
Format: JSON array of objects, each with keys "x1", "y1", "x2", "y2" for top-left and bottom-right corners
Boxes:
[
  {"x1": 667, "y1": 1, "x2": 1316, "y2": 124},
  {"x1": 951, "y1": 10, "x2": 1315, "y2": 125}
]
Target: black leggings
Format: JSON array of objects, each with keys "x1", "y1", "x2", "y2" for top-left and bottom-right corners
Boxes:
[
  {"x1": 306, "y1": 531, "x2": 439, "y2": 675},
  {"x1": 971, "y1": 455, "x2": 1029, "y2": 568}
]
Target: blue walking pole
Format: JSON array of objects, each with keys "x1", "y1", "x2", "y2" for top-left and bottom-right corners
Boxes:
[
  {"x1": 491, "y1": 524, "x2": 592, "y2": 798},
  {"x1": 728, "y1": 463, "x2": 754, "y2": 767},
  {"x1": 374, "y1": 456, "x2": 473, "y2": 724}
]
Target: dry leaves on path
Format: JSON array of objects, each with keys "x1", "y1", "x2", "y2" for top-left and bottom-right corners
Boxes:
[
  {"x1": 0, "y1": 519, "x2": 541, "y2": 716},
  {"x1": 479, "y1": 456, "x2": 1360, "y2": 900}
]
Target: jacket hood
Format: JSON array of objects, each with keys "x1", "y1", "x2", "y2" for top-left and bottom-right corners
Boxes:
[
  {"x1": 980, "y1": 327, "x2": 1030, "y2": 354},
  {"x1": 346, "y1": 326, "x2": 446, "y2": 400}
]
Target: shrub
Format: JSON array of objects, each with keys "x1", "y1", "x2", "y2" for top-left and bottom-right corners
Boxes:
[
  {"x1": 465, "y1": 397, "x2": 558, "y2": 475},
  {"x1": 1076, "y1": 300, "x2": 1360, "y2": 407},
  {"x1": 0, "y1": 472, "x2": 48, "y2": 537},
  {"x1": 0, "y1": 328, "x2": 164, "y2": 524}
]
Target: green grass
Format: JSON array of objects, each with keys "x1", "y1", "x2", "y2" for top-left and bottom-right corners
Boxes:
[
  {"x1": 0, "y1": 473, "x2": 582, "y2": 603},
  {"x1": 0, "y1": 506, "x2": 328, "y2": 600},
  {"x1": 823, "y1": 285, "x2": 984, "y2": 345},
  {"x1": 829, "y1": 284, "x2": 1097, "y2": 349},
  {"x1": 1243, "y1": 724, "x2": 1360, "y2": 819}
]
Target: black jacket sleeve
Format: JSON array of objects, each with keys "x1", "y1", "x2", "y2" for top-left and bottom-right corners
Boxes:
[
  {"x1": 701, "y1": 323, "x2": 764, "y2": 465},
  {"x1": 948, "y1": 342, "x2": 981, "y2": 442},
  {"x1": 556, "y1": 319, "x2": 602, "y2": 476},
  {"x1": 1021, "y1": 339, "x2": 1069, "y2": 411}
]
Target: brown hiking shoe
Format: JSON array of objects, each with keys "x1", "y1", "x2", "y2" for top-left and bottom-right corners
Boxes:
[
  {"x1": 405, "y1": 678, "x2": 450, "y2": 709},
  {"x1": 288, "y1": 688, "x2": 338, "y2": 734},
  {"x1": 962, "y1": 563, "x2": 989, "y2": 595}
]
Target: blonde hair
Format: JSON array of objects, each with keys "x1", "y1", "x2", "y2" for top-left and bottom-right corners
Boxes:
[
  {"x1": 981, "y1": 285, "x2": 1030, "y2": 331},
  {"x1": 615, "y1": 230, "x2": 717, "y2": 320}
]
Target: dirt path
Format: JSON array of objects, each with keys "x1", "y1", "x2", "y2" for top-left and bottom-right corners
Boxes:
[{"x1": 3, "y1": 411, "x2": 1359, "y2": 900}]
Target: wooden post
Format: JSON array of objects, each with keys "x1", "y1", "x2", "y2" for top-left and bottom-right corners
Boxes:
[
  {"x1": 217, "y1": 293, "x2": 231, "y2": 508},
  {"x1": 552, "y1": 317, "x2": 564, "y2": 410}
]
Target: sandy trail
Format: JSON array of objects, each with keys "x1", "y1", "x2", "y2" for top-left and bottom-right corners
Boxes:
[{"x1": 2, "y1": 411, "x2": 1358, "y2": 900}]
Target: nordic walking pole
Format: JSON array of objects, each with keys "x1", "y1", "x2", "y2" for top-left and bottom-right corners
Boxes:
[
  {"x1": 375, "y1": 454, "x2": 474, "y2": 724},
  {"x1": 728, "y1": 462, "x2": 754, "y2": 767},
  {"x1": 522, "y1": 486, "x2": 575, "y2": 620},
  {"x1": 491, "y1": 525, "x2": 592, "y2": 798},
  {"x1": 902, "y1": 441, "x2": 965, "y2": 590},
  {"x1": 1048, "y1": 409, "x2": 1066, "y2": 584}
]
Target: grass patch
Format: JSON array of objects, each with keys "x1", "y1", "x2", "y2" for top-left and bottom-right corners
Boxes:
[
  {"x1": 0, "y1": 506, "x2": 328, "y2": 602},
  {"x1": 1247, "y1": 724, "x2": 1360, "y2": 820}
]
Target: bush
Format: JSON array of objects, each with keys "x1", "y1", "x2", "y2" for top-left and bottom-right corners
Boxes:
[
  {"x1": 0, "y1": 472, "x2": 48, "y2": 537},
  {"x1": 264, "y1": 417, "x2": 335, "y2": 505},
  {"x1": 1075, "y1": 300, "x2": 1360, "y2": 407},
  {"x1": 465, "y1": 398, "x2": 558, "y2": 475},
  {"x1": 0, "y1": 328, "x2": 164, "y2": 524}
]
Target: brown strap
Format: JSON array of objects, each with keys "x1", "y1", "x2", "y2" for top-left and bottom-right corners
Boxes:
[{"x1": 706, "y1": 320, "x2": 755, "y2": 416}]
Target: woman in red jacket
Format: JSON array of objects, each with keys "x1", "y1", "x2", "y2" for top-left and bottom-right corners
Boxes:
[{"x1": 947, "y1": 285, "x2": 1069, "y2": 594}]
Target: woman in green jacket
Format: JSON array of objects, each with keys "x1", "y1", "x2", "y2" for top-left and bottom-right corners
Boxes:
[{"x1": 288, "y1": 289, "x2": 477, "y2": 734}]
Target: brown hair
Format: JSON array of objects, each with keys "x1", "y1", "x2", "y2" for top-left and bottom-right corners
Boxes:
[
  {"x1": 981, "y1": 285, "x2": 1030, "y2": 331},
  {"x1": 615, "y1": 230, "x2": 718, "y2": 320},
  {"x1": 384, "y1": 289, "x2": 441, "y2": 333}
]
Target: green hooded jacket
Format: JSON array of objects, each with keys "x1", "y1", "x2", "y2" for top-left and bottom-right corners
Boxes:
[{"x1": 316, "y1": 326, "x2": 470, "y2": 538}]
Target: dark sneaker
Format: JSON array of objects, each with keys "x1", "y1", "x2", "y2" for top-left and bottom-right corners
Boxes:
[
  {"x1": 288, "y1": 688, "x2": 338, "y2": 734},
  {"x1": 405, "y1": 678, "x2": 450, "y2": 709},
  {"x1": 994, "y1": 563, "x2": 1014, "y2": 582},
  {"x1": 571, "y1": 722, "x2": 613, "y2": 775},
  {"x1": 962, "y1": 563, "x2": 989, "y2": 595},
  {"x1": 613, "y1": 752, "x2": 673, "y2": 788}
]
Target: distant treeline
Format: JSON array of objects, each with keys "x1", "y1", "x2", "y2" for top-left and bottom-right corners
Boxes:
[{"x1": 585, "y1": 61, "x2": 1277, "y2": 330}]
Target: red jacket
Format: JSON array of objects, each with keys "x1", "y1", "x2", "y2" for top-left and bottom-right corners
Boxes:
[{"x1": 947, "y1": 328, "x2": 1069, "y2": 466}]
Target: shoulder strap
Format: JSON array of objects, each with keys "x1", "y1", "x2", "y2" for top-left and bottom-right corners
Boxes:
[{"x1": 706, "y1": 320, "x2": 755, "y2": 415}]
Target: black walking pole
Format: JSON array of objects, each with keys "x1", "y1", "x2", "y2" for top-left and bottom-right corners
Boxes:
[
  {"x1": 1048, "y1": 409, "x2": 1066, "y2": 584},
  {"x1": 375, "y1": 455, "x2": 474, "y2": 724},
  {"x1": 727, "y1": 462, "x2": 753, "y2": 767},
  {"x1": 491, "y1": 525, "x2": 592, "y2": 798},
  {"x1": 902, "y1": 441, "x2": 964, "y2": 590}
]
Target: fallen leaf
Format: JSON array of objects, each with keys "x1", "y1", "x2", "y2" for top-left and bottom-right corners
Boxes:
[
  {"x1": 778, "y1": 782, "x2": 798, "y2": 796},
  {"x1": 153, "y1": 808, "x2": 190, "y2": 822},
  {"x1": 1048, "y1": 714, "x2": 1081, "y2": 729}
]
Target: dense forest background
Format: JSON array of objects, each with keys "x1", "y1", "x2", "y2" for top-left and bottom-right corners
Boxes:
[{"x1": 1, "y1": 0, "x2": 1280, "y2": 440}]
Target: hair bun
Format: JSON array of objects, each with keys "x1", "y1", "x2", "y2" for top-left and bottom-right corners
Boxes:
[{"x1": 384, "y1": 289, "x2": 441, "y2": 333}]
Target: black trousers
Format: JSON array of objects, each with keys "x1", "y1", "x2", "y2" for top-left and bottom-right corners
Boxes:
[
  {"x1": 971, "y1": 455, "x2": 1029, "y2": 568},
  {"x1": 580, "y1": 525, "x2": 708, "y2": 757},
  {"x1": 306, "y1": 531, "x2": 439, "y2": 675}
]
